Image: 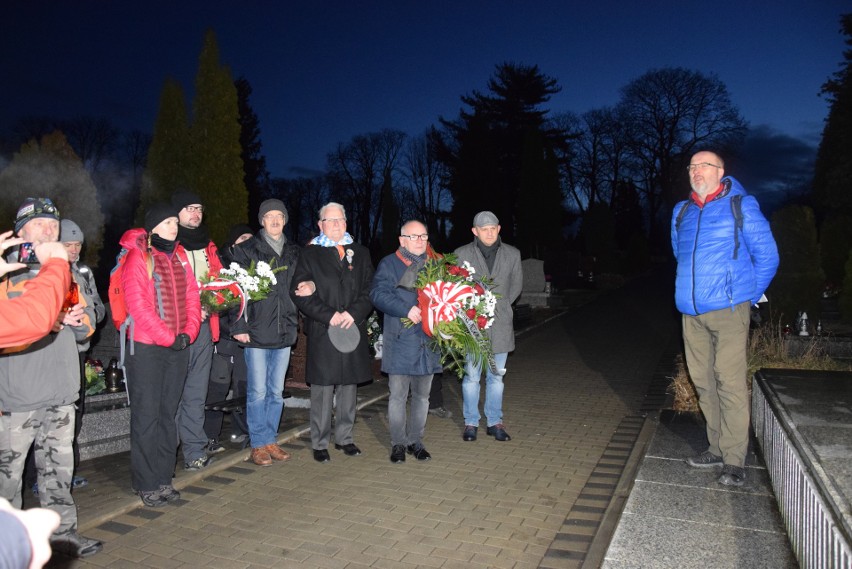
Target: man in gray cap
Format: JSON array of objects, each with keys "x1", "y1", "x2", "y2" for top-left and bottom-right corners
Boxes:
[
  {"x1": 232, "y1": 199, "x2": 301, "y2": 466},
  {"x1": 454, "y1": 211, "x2": 522, "y2": 443},
  {"x1": 171, "y1": 191, "x2": 224, "y2": 470}
]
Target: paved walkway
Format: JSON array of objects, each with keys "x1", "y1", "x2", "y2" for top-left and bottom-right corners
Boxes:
[{"x1": 48, "y1": 271, "x2": 684, "y2": 568}]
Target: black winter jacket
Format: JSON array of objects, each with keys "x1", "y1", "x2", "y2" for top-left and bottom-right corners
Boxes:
[{"x1": 230, "y1": 233, "x2": 300, "y2": 349}]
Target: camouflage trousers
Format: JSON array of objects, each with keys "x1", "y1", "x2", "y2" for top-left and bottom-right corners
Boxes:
[{"x1": 0, "y1": 404, "x2": 77, "y2": 535}]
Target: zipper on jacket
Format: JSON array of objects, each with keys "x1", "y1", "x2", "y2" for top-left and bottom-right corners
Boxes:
[{"x1": 690, "y1": 208, "x2": 703, "y2": 315}]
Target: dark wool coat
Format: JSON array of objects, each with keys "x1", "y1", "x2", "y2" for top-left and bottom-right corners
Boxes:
[{"x1": 290, "y1": 243, "x2": 374, "y2": 386}]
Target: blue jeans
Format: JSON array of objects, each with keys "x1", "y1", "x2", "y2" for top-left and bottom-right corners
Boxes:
[
  {"x1": 462, "y1": 352, "x2": 508, "y2": 427},
  {"x1": 388, "y1": 374, "x2": 434, "y2": 447},
  {"x1": 244, "y1": 347, "x2": 290, "y2": 448}
]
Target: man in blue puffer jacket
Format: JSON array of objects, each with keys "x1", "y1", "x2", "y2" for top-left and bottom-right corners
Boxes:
[
  {"x1": 370, "y1": 220, "x2": 442, "y2": 465},
  {"x1": 672, "y1": 150, "x2": 779, "y2": 487}
]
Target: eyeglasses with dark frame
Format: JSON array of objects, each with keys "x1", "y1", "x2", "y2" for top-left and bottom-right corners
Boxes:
[
  {"x1": 320, "y1": 217, "x2": 346, "y2": 224},
  {"x1": 184, "y1": 205, "x2": 204, "y2": 213},
  {"x1": 400, "y1": 234, "x2": 429, "y2": 241},
  {"x1": 686, "y1": 162, "x2": 722, "y2": 173}
]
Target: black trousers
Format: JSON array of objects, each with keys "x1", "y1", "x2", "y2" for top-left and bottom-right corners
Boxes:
[{"x1": 126, "y1": 343, "x2": 189, "y2": 492}]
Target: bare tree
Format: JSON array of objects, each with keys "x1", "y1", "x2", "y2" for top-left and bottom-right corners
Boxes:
[
  {"x1": 269, "y1": 175, "x2": 330, "y2": 246},
  {"x1": 61, "y1": 116, "x2": 120, "y2": 173},
  {"x1": 398, "y1": 129, "x2": 452, "y2": 242},
  {"x1": 326, "y1": 129, "x2": 406, "y2": 247},
  {"x1": 617, "y1": 67, "x2": 747, "y2": 242}
]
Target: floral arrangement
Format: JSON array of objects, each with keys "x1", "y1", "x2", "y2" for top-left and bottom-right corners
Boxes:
[
  {"x1": 200, "y1": 260, "x2": 286, "y2": 318},
  {"x1": 84, "y1": 359, "x2": 106, "y2": 396},
  {"x1": 404, "y1": 253, "x2": 500, "y2": 378},
  {"x1": 366, "y1": 310, "x2": 383, "y2": 358}
]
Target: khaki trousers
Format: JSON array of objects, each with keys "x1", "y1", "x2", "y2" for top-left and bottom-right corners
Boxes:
[{"x1": 682, "y1": 302, "x2": 751, "y2": 467}]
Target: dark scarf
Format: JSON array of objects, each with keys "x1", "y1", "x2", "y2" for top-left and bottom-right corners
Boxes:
[
  {"x1": 150, "y1": 234, "x2": 176, "y2": 254},
  {"x1": 177, "y1": 224, "x2": 210, "y2": 251},
  {"x1": 396, "y1": 247, "x2": 428, "y2": 290},
  {"x1": 476, "y1": 236, "x2": 501, "y2": 272}
]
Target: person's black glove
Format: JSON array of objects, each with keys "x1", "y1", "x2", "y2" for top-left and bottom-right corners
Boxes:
[{"x1": 170, "y1": 333, "x2": 190, "y2": 351}]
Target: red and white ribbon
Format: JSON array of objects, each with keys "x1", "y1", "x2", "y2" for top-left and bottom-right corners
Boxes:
[
  {"x1": 201, "y1": 279, "x2": 247, "y2": 321},
  {"x1": 418, "y1": 280, "x2": 475, "y2": 337}
]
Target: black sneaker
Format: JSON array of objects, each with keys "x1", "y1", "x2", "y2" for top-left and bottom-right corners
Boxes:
[
  {"x1": 406, "y1": 444, "x2": 431, "y2": 461},
  {"x1": 206, "y1": 438, "x2": 225, "y2": 455},
  {"x1": 184, "y1": 455, "x2": 214, "y2": 471},
  {"x1": 49, "y1": 531, "x2": 103, "y2": 558},
  {"x1": 137, "y1": 489, "x2": 167, "y2": 507},
  {"x1": 390, "y1": 444, "x2": 406, "y2": 463},
  {"x1": 428, "y1": 407, "x2": 453, "y2": 419},
  {"x1": 685, "y1": 451, "x2": 723, "y2": 468},
  {"x1": 718, "y1": 464, "x2": 746, "y2": 487},
  {"x1": 158, "y1": 485, "x2": 181, "y2": 502}
]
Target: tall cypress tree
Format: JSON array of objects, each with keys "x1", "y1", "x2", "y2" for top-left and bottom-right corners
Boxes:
[
  {"x1": 236, "y1": 77, "x2": 271, "y2": 224},
  {"x1": 191, "y1": 29, "x2": 248, "y2": 243},
  {"x1": 137, "y1": 78, "x2": 191, "y2": 225}
]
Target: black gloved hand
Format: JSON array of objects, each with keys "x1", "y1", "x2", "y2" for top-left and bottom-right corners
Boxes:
[{"x1": 170, "y1": 333, "x2": 190, "y2": 351}]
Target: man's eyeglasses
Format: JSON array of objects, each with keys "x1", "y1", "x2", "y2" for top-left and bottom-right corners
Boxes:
[
  {"x1": 686, "y1": 162, "x2": 722, "y2": 173},
  {"x1": 321, "y1": 217, "x2": 345, "y2": 224},
  {"x1": 401, "y1": 234, "x2": 429, "y2": 241},
  {"x1": 185, "y1": 205, "x2": 204, "y2": 213}
]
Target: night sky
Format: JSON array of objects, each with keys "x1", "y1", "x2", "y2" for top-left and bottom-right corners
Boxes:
[{"x1": 1, "y1": 1, "x2": 848, "y2": 194}]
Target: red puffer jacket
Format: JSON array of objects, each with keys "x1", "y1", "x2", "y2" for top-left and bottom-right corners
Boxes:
[{"x1": 121, "y1": 230, "x2": 201, "y2": 347}]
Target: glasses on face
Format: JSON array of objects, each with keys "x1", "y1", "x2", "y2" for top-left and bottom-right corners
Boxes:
[
  {"x1": 185, "y1": 205, "x2": 204, "y2": 213},
  {"x1": 263, "y1": 213, "x2": 285, "y2": 221},
  {"x1": 686, "y1": 162, "x2": 722, "y2": 173},
  {"x1": 321, "y1": 217, "x2": 345, "y2": 225},
  {"x1": 401, "y1": 234, "x2": 429, "y2": 241}
]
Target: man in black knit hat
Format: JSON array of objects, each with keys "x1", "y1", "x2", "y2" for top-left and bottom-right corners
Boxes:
[{"x1": 172, "y1": 191, "x2": 224, "y2": 469}]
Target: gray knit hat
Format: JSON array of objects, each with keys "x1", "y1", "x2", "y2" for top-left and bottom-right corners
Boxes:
[
  {"x1": 258, "y1": 199, "x2": 288, "y2": 224},
  {"x1": 60, "y1": 219, "x2": 84, "y2": 243}
]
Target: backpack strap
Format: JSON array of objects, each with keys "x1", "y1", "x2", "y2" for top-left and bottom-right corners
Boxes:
[
  {"x1": 675, "y1": 201, "x2": 691, "y2": 231},
  {"x1": 731, "y1": 194, "x2": 743, "y2": 260}
]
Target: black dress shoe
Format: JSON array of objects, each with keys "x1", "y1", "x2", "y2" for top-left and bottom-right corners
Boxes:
[
  {"x1": 313, "y1": 449, "x2": 331, "y2": 463},
  {"x1": 406, "y1": 444, "x2": 431, "y2": 461},
  {"x1": 462, "y1": 425, "x2": 478, "y2": 441},
  {"x1": 486, "y1": 424, "x2": 511, "y2": 441},
  {"x1": 390, "y1": 444, "x2": 406, "y2": 463},
  {"x1": 334, "y1": 443, "x2": 362, "y2": 456}
]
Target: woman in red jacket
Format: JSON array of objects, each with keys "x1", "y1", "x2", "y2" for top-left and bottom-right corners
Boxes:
[{"x1": 121, "y1": 203, "x2": 201, "y2": 507}]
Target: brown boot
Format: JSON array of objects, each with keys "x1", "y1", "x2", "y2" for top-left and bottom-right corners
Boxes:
[
  {"x1": 265, "y1": 443, "x2": 291, "y2": 462},
  {"x1": 249, "y1": 446, "x2": 273, "y2": 466}
]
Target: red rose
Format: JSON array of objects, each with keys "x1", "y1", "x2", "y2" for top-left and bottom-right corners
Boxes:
[
  {"x1": 447, "y1": 265, "x2": 461, "y2": 276},
  {"x1": 476, "y1": 315, "x2": 488, "y2": 329},
  {"x1": 473, "y1": 283, "x2": 485, "y2": 295},
  {"x1": 458, "y1": 267, "x2": 470, "y2": 278},
  {"x1": 466, "y1": 308, "x2": 477, "y2": 319}
]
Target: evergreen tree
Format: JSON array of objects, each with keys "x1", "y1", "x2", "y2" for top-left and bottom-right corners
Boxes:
[
  {"x1": 0, "y1": 131, "x2": 104, "y2": 266},
  {"x1": 191, "y1": 29, "x2": 248, "y2": 243},
  {"x1": 819, "y1": 213, "x2": 852, "y2": 286},
  {"x1": 138, "y1": 78, "x2": 192, "y2": 225},
  {"x1": 767, "y1": 205, "x2": 824, "y2": 323},
  {"x1": 437, "y1": 63, "x2": 567, "y2": 250},
  {"x1": 813, "y1": 13, "x2": 852, "y2": 216},
  {"x1": 236, "y1": 76, "x2": 271, "y2": 222}
]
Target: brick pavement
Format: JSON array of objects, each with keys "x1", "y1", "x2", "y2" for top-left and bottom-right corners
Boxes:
[{"x1": 48, "y1": 271, "x2": 679, "y2": 568}]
